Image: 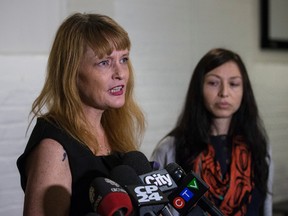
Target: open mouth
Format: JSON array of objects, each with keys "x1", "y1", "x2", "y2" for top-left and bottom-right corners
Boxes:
[{"x1": 109, "y1": 85, "x2": 124, "y2": 94}]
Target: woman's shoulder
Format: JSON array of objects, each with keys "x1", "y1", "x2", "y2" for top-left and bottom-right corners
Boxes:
[
  {"x1": 150, "y1": 136, "x2": 176, "y2": 169},
  {"x1": 158, "y1": 136, "x2": 175, "y2": 149}
]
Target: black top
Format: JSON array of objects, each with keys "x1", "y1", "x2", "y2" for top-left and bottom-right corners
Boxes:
[
  {"x1": 210, "y1": 135, "x2": 232, "y2": 177},
  {"x1": 17, "y1": 118, "x2": 123, "y2": 216}
]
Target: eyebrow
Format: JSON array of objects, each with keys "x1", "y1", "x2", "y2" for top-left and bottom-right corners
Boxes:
[
  {"x1": 205, "y1": 74, "x2": 242, "y2": 80},
  {"x1": 96, "y1": 51, "x2": 130, "y2": 60}
]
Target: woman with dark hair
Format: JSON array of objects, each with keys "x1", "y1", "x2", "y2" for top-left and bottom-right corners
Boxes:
[
  {"x1": 17, "y1": 13, "x2": 145, "y2": 216},
  {"x1": 151, "y1": 48, "x2": 273, "y2": 216}
]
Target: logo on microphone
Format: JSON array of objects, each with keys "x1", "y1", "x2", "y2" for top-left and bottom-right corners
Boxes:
[
  {"x1": 126, "y1": 184, "x2": 169, "y2": 206},
  {"x1": 187, "y1": 178, "x2": 199, "y2": 190},
  {"x1": 134, "y1": 185, "x2": 164, "y2": 203},
  {"x1": 143, "y1": 173, "x2": 173, "y2": 186},
  {"x1": 139, "y1": 169, "x2": 177, "y2": 192},
  {"x1": 168, "y1": 174, "x2": 209, "y2": 214},
  {"x1": 171, "y1": 178, "x2": 197, "y2": 209},
  {"x1": 173, "y1": 197, "x2": 185, "y2": 209}
]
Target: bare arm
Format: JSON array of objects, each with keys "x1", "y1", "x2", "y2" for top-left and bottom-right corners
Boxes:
[{"x1": 23, "y1": 138, "x2": 72, "y2": 216}]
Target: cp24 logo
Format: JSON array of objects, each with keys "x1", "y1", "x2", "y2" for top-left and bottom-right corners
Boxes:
[{"x1": 134, "y1": 185, "x2": 164, "y2": 203}]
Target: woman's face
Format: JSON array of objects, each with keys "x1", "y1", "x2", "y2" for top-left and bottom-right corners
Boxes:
[
  {"x1": 77, "y1": 46, "x2": 130, "y2": 112},
  {"x1": 203, "y1": 61, "x2": 243, "y2": 120}
]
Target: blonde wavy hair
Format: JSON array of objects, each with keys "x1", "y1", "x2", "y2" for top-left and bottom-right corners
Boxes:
[{"x1": 30, "y1": 13, "x2": 145, "y2": 153}]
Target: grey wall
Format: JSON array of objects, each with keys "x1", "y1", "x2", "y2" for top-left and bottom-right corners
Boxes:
[{"x1": 1, "y1": 0, "x2": 288, "y2": 215}]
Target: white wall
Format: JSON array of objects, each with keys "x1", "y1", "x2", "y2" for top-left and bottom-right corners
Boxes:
[{"x1": 1, "y1": 0, "x2": 288, "y2": 215}]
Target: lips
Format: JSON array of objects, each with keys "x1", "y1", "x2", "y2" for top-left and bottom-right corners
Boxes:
[
  {"x1": 109, "y1": 85, "x2": 124, "y2": 96},
  {"x1": 216, "y1": 101, "x2": 230, "y2": 109}
]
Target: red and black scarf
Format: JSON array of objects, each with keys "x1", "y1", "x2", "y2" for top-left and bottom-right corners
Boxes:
[{"x1": 193, "y1": 136, "x2": 254, "y2": 216}]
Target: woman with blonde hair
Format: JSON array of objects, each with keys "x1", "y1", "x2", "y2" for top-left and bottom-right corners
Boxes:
[{"x1": 17, "y1": 12, "x2": 145, "y2": 216}]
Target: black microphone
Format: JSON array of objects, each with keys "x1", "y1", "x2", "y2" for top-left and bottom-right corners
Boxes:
[
  {"x1": 110, "y1": 164, "x2": 173, "y2": 216},
  {"x1": 121, "y1": 151, "x2": 175, "y2": 216},
  {"x1": 121, "y1": 151, "x2": 153, "y2": 175},
  {"x1": 165, "y1": 163, "x2": 224, "y2": 216},
  {"x1": 89, "y1": 177, "x2": 133, "y2": 216}
]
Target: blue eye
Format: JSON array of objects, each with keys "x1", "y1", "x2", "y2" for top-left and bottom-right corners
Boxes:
[
  {"x1": 98, "y1": 60, "x2": 110, "y2": 66},
  {"x1": 120, "y1": 57, "x2": 129, "y2": 64}
]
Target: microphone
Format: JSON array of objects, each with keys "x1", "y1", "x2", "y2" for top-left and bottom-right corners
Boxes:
[
  {"x1": 139, "y1": 167, "x2": 178, "y2": 195},
  {"x1": 120, "y1": 151, "x2": 174, "y2": 216},
  {"x1": 121, "y1": 151, "x2": 153, "y2": 175},
  {"x1": 89, "y1": 177, "x2": 133, "y2": 216},
  {"x1": 165, "y1": 163, "x2": 224, "y2": 216},
  {"x1": 110, "y1": 164, "x2": 173, "y2": 216}
]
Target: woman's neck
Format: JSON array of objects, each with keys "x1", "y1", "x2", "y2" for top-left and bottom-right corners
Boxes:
[
  {"x1": 210, "y1": 117, "x2": 231, "y2": 136},
  {"x1": 83, "y1": 106, "x2": 111, "y2": 155}
]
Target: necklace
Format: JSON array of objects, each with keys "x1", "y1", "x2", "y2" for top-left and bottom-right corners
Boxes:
[
  {"x1": 103, "y1": 145, "x2": 111, "y2": 155},
  {"x1": 87, "y1": 126, "x2": 111, "y2": 155},
  {"x1": 99, "y1": 141, "x2": 111, "y2": 155}
]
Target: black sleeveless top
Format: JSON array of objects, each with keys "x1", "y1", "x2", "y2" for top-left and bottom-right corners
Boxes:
[{"x1": 17, "y1": 118, "x2": 124, "y2": 216}]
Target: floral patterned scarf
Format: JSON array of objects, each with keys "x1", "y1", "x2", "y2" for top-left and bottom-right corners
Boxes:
[{"x1": 193, "y1": 136, "x2": 253, "y2": 216}]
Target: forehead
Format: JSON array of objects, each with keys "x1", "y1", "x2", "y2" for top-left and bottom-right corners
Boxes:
[{"x1": 206, "y1": 61, "x2": 242, "y2": 79}]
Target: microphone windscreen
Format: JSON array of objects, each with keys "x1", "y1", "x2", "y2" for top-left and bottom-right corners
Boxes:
[
  {"x1": 110, "y1": 165, "x2": 170, "y2": 214},
  {"x1": 89, "y1": 177, "x2": 133, "y2": 216},
  {"x1": 110, "y1": 165, "x2": 142, "y2": 186},
  {"x1": 122, "y1": 151, "x2": 152, "y2": 175}
]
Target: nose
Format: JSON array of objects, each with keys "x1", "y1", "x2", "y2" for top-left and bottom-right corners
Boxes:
[
  {"x1": 218, "y1": 83, "x2": 228, "y2": 98},
  {"x1": 112, "y1": 63, "x2": 124, "y2": 80}
]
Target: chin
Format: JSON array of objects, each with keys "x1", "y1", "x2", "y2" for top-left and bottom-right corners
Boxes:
[
  {"x1": 112, "y1": 101, "x2": 126, "y2": 109},
  {"x1": 213, "y1": 114, "x2": 233, "y2": 119},
  {"x1": 212, "y1": 111, "x2": 233, "y2": 118}
]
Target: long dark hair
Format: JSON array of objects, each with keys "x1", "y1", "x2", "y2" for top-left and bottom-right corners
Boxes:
[{"x1": 168, "y1": 48, "x2": 270, "y2": 197}]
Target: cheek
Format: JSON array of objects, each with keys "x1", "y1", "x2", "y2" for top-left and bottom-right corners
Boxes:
[
  {"x1": 127, "y1": 72, "x2": 130, "y2": 81},
  {"x1": 77, "y1": 79, "x2": 89, "y2": 102},
  {"x1": 124, "y1": 68, "x2": 130, "y2": 81},
  {"x1": 77, "y1": 74, "x2": 102, "y2": 101},
  {"x1": 77, "y1": 76, "x2": 86, "y2": 96},
  {"x1": 234, "y1": 89, "x2": 243, "y2": 104},
  {"x1": 203, "y1": 95, "x2": 214, "y2": 113},
  {"x1": 235, "y1": 93, "x2": 243, "y2": 109},
  {"x1": 203, "y1": 89, "x2": 215, "y2": 107}
]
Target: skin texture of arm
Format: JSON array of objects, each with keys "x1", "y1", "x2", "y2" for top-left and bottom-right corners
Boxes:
[{"x1": 23, "y1": 138, "x2": 72, "y2": 216}]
